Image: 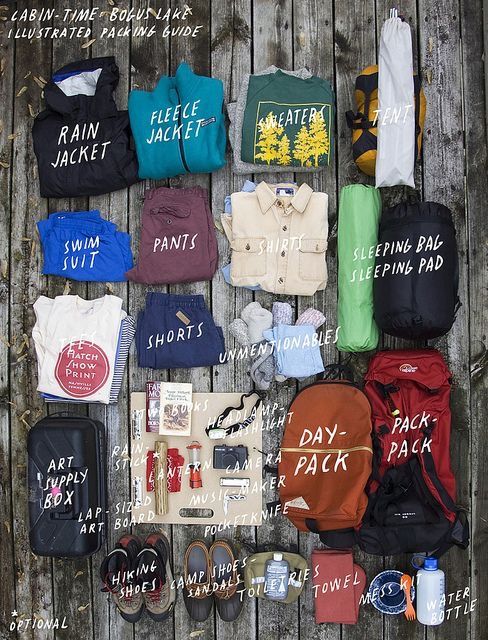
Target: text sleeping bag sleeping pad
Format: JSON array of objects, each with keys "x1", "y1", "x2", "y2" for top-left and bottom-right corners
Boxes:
[
  {"x1": 373, "y1": 201, "x2": 459, "y2": 340},
  {"x1": 32, "y1": 56, "x2": 140, "y2": 198},
  {"x1": 128, "y1": 62, "x2": 226, "y2": 180}
]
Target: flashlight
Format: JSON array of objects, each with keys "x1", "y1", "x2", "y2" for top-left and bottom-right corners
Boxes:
[{"x1": 186, "y1": 441, "x2": 203, "y2": 489}]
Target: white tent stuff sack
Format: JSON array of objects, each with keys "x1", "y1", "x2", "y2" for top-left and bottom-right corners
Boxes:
[{"x1": 375, "y1": 10, "x2": 416, "y2": 188}]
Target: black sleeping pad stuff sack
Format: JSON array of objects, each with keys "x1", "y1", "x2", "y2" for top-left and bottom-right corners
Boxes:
[
  {"x1": 27, "y1": 415, "x2": 106, "y2": 558},
  {"x1": 373, "y1": 201, "x2": 459, "y2": 340}
]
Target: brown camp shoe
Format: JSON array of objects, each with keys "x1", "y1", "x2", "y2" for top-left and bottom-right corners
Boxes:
[
  {"x1": 209, "y1": 539, "x2": 244, "y2": 622},
  {"x1": 183, "y1": 540, "x2": 213, "y2": 621}
]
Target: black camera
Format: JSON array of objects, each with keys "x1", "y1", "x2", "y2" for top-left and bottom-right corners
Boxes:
[{"x1": 213, "y1": 445, "x2": 248, "y2": 470}]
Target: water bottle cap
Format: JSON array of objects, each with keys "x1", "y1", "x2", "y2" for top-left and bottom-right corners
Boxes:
[
  {"x1": 424, "y1": 557, "x2": 438, "y2": 570},
  {"x1": 273, "y1": 552, "x2": 283, "y2": 561}
]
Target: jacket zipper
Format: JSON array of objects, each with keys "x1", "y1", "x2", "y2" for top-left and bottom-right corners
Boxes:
[
  {"x1": 281, "y1": 446, "x2": 373, "y2": 454},
  {"x1": 175, "y1": 87, "x2": 190, "y2": 173}
]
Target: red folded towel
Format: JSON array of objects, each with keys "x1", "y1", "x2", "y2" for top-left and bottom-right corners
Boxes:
[{"x1": 311, "y1": 549, "x2": 366, "y2": 624}]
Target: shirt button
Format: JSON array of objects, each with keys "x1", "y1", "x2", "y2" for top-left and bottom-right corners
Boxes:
[
  {"x1": 276, "y1": 200, "x2": 283, "y2": 208},
  {"x1": 278, "y1": 277, "x2": 284, "y2": 284},
  {"x1": 245, "y1": 243, "x2": 250, "y2": 250},
  {"x1": 166, "y1": 218, "x2": 172, "y2": 224},
  {"x1": 282, "y1": 225, "x2": 287, "y2": 231},
  {"x1": 281, "y1": 251, "x2": 286, "y2": 257}
]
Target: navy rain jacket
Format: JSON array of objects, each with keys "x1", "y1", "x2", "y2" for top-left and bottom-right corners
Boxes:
[{"x1": 32, "y1": 57, "x2": 139, "y2": 198}]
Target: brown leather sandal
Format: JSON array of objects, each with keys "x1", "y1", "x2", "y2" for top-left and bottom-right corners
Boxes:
[
  {"x1": 183, "y1": 540, "x2": 213, "y2": 622},
  {"x1": 209, "y1": 539, "x2": 244, "y2": 622}
]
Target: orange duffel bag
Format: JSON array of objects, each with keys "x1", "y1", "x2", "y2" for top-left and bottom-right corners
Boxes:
[{"x1": 279, "y1": 366, "x2": 373, "y2": 536}]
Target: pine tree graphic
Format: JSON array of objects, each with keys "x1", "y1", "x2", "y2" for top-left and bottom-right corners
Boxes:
[
  {"x1": 293, "y1": 125, "x2": 312, "y2": 166},
  {"x1": 255, "y1": 112, "x2": 284, "y2": 164},
  {"x1": 308, "y1": 111, "x2": 330, "y2": 166},
  {"x1": 277, "y1": 134, "x2": 291, "y2": 165}
]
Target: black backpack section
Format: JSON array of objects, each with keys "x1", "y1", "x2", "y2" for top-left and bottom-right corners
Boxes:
[
  {"x1": 28, "y1": 414, "x2": 106, "y2": 558},
  {"x1": 358, "y1": 455, "x2": 469, "y2": 557},
  {"x1": 373, "y1": 201, "x2": 459, "y2": 340}
]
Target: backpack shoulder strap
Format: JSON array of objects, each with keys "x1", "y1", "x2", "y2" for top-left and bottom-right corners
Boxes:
[{"x1": 317, "y1": 528, "x2": 358, "y2": 549}]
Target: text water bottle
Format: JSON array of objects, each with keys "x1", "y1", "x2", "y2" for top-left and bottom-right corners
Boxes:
[
  {"x1": 264, "y1": 553, "x2": 290, "y2": 601},
  {"x1": 416, "y1": 557, "x2": 445, "y2": 625}
]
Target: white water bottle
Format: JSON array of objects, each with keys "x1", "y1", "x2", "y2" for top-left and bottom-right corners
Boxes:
[{"x1": 416, "y1": 557, "x2": 445, "y2": 625}]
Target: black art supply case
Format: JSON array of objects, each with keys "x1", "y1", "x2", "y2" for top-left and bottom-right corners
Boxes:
[{"x1": 27, "y1": 415, "x2": 106, "y2": 558}]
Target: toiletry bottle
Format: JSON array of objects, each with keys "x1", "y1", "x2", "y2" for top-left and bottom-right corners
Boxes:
[
  {"x1": 416, "y1": 557, "x2": 445, "y2": 625},
  {"x1": 264, "y1": 552, "x2": 290, "y2": 601}
]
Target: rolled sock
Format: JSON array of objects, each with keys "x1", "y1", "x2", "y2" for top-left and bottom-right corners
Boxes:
[
  {"x1": 296, "y1": 308, "x2": 326, "y2": 329},
  {"x1": 229, "y1": 318, "x2": 250, "y2": 346},
  {"x1": 250, "y1": 341, "x2": 275, "y2": 390},
  {"x1": 241, "y1": 301, "x2": 273, "y2": 344},
  {"x1": 272, "y1": 301, "x2": 293, "y2": 326}
]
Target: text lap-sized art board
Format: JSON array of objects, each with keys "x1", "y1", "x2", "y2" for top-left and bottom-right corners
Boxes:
[{"x1": 130, "y1": 393, "x2": 264, "y2": 527}]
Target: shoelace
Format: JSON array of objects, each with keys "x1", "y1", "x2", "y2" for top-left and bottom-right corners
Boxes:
[{"x1": 146, "y1": 578, "x2": 165, "y2": 604}]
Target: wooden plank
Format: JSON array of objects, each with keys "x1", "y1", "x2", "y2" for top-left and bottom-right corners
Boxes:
[
  {"x1": 44, "y1": 5, "x2": 94, "y2": 639},
  {"x1": 373, "y1": 5, "x2": 426, "y2": 640},
  {"x1": 292, "y1": 1, "x2": 340, "y2": 638},
  {"x1": 460, "y1": 0, "x2": 488, "y2": 638},
  {"x1": 168, "y1": 5, "x2": 216, "y2": 639},
  {"x1": 8, "y1": 1, "x2": 55, "y2": 638},
  {"x1": 485, "y1": 0, "x2": 488, "y2": 131},
  {"x1": 333, "y1": 2, "x2": 384, "y2": 639},
  {"x1": 87, "y1": 6, "x2": 133, "y2": 640},
  {"x1": 0, "y1": 7, "x2": 17, "y2": 635},
  {"x1": 209, "y1": 1, "x2": 257, "y2": 637},
  {"x1": 248, "y1": 3, "x2": 302, "y2": 640},
  {"x1": 417, "y1": 3, "x2": 471, "y2": 640},
  {"x1": 127, "y1": 7, "x2": 173, "y2": 640}
]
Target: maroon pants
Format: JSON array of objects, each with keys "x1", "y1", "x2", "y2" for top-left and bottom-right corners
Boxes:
[{"x1": 126, "y1": 186, "x2": 218, "y2": 284}]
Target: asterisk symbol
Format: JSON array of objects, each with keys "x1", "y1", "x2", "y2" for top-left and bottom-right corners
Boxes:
[{"x1": 11, "y1": 611, "x2": 18, "y2": 617}]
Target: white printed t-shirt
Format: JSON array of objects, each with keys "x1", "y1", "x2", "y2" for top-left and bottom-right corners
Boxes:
[{"x1": 33, "y1": 295, "x2": 125, "y2": 404}]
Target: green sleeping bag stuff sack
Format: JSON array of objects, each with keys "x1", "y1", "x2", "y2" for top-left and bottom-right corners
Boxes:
[{"x1": 337, "y1": 184, "x2": 382, "y2": 352}]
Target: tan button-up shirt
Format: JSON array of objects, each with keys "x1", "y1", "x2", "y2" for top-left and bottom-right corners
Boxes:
[{"x1": 222, "y1": 181, "x2": 328, "y2": 296}]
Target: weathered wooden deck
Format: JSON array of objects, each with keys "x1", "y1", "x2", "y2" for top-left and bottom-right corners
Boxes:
[{"x1": 0, "y1": 1, "x2": 487, "y2": 639}]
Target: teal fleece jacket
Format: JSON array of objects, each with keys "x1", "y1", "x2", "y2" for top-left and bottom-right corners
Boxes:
[{"x1": 128, "y1": 63, "x2": 226, "y2": 180}]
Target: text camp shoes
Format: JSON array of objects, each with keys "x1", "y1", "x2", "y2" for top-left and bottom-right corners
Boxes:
[
  {"x1": 100, "y1": 532, "x2": 175, "y2": 623},
  {"x1": 183, "y1": 539, "x2": 244, "y2": 622}
]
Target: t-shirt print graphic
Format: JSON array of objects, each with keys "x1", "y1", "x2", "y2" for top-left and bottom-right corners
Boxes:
[
  {"x1": 253, "y1": 101, "x2": 332, "y2": 167},
  {"x1": 54, "y1": 340, "x2": 110, "y2": 398}
]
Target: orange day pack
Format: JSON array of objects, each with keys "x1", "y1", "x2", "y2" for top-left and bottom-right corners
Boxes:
[{"x1": 279, "y1": 373, "x2": 373, "y2": 534}]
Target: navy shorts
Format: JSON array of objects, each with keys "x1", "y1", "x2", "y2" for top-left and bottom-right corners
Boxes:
[{"x1": 136, "y1": 293, "x2": 226, "y2": 369}]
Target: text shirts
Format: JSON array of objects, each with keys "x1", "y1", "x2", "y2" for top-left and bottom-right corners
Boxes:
[{"x1": 33, "y1": 295, "x2": 125, "y2": 404}]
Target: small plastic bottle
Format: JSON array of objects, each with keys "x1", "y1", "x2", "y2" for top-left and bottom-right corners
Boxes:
[
  {"x1": 416, "y1": 557, "x2": 445, "y2": 625},
  {"x1": 264, "y1": 552, "x2": 290, "y2": 601}
]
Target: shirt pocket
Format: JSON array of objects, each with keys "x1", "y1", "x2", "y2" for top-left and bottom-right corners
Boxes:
[
  {"x1": 230, "y1": 237, "x2": 266, "y2": 278},
  {"x1": 298, "y1": 238, "x2": 327, "y2": 281}
]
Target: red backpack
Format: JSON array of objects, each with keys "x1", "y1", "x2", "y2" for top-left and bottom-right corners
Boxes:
[{"x1": 356, "y1": 349, "x2": 469, "y2": 556}]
